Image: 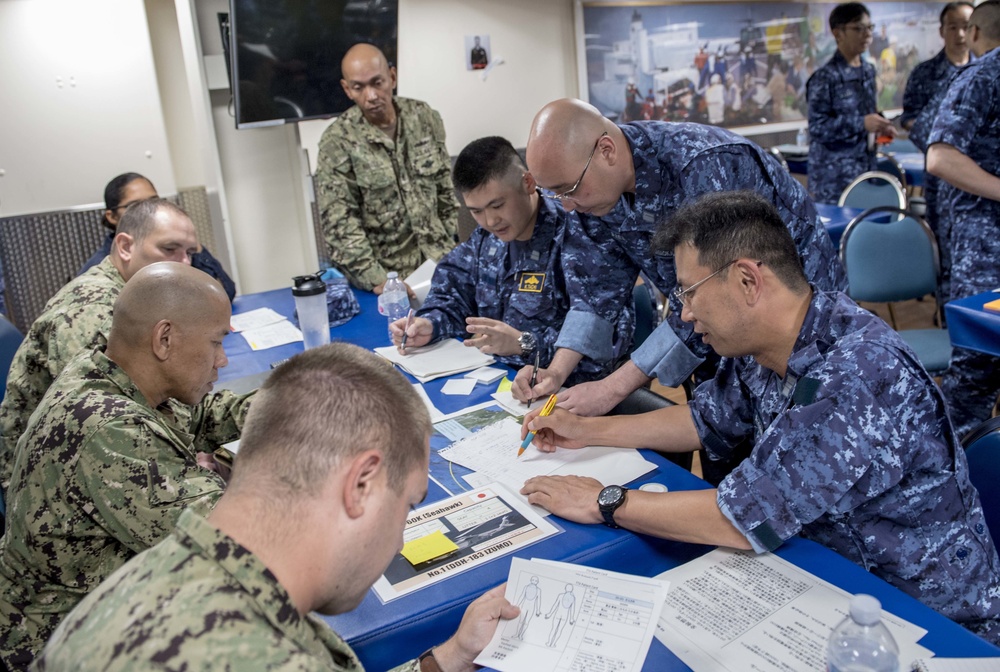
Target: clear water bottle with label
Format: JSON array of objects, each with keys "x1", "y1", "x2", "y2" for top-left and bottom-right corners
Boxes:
[
  {"x1": 377, "y1": 271, "x2": 410, "y2": 343},
  {"x1": 796, "y1": 126, "x2": 809, "y2": 147},
  {"x1": 827, "y1": 594, "x2": 899, "y2": 672}
]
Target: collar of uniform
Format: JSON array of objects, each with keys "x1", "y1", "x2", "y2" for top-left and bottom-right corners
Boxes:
[
  {"x1": 525, "y1": 193, "x2": 563, "y2": 255},
  {"x1": 348, "y1": 97, "x2": 402, "y2": 149},
  {"x1": 172, "y1": 509, "x2": 362, "y2": 668},
  {"x1": 94, "y1": 254, "x2": 127, "y2": 290},
  {"x1": 88, "y1": 345, "x2": 149, "y2": 408},
  {"x1": 783, "y1": 287, "x2": 837, "y2": 381},
  {"x1": 610, "y1": 122, "x2": 659, "y2": 227}
]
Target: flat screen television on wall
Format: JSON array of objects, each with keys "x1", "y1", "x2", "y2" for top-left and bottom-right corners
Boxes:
[{"x1": 228, "y1": 0, "x2": 398, "y2": 129}]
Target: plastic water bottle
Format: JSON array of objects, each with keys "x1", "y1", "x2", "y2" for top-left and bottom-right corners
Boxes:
[
  {"x1": 292, "y1": 273, "x2": 331, "y2": 350},
  {"x1": 796, "y1": 126, "x2": 809, "y2": 147},
  {"x1": 377, "y1": 271, "x2": 410, "y2": 343},
  {"x1": 827, "y1": 595, "x2": 900, "y2": 672}
]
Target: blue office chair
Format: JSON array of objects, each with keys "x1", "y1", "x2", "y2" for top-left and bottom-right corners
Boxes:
[
  {"x1": 962, "y1": 416, "x2": 1000, "y2": 538},
  {"x1": 837, "y1": 171, "x2": 907, "y2": 211},
  {"x1": 632, "y1": 282, "x2": 658, "y2": 352},
  {"x1": 876, "y1": 152, "x2": 908, "y2": 193},
  {"x1": 0, "y1": 315, "x2": 23, "y2": 405},
  {"x1": 839, "y1": 206, "x2": 952, "y2": 375}
]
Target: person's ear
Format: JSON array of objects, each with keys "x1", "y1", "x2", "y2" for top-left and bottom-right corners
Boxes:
[
  {"x1": 342, "y1": 449, "x2": 385, "y2": 519},
  {"x1": 115, "y1": 232, "x2": 135, "y2": 263},
  {"x1": 151, "y1": 319, "x2": 173, "y2": 362},
  {"x1": 340, "y1": 78, "x2": 352, "y2": 98},
  {"x1": 105, "y1": 209, "x2": 121, "y2": 227},
  {"x1": 736, "y1": 259, "x2": 764, "y2": 304},
  {"x1": 523, "y1": 171, "x2": 537, "y2": 193},
  {"x1": 388, "y1": 66, "x2": 398, "y2": 91}
]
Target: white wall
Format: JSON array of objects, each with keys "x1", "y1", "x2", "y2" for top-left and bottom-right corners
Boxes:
[{"x1": 0, "y1": 0, "x2": 176, "y2": 214}]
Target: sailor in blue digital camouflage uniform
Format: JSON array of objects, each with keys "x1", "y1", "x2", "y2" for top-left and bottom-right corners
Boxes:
[
  {"x1": 901, "y1": 1, "x2": 974, "y2": 298},
  {"x1": 520, "y1": 191, "x2": 1000, "y2": 644},
  {"x1": 522, "y1": 98, "x2": 845, "y2": 482},
  {"x1": 392, "y1": 136, "x2": 633, "y2": 391},
  {"x1": 927, "y1": 0, "x2": 1000, "y2": 439},
  {"x1": 806, "y1": 3, "x2": 896, "y2": 204}
]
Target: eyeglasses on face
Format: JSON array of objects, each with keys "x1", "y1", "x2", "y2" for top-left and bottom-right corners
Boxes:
[
  {"x1": 552, "y1": 131, "x2": 609, "y2": 201},
  {"x1": 844, "y1": 23, "x2": 876, "y2": 33},
  {"x1": 673, "y1": 260, "x2": 763, "y2": 307}
]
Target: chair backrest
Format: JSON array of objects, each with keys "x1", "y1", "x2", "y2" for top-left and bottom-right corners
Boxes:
[
  {"x1": 962, "y1": 416, "x2": 1000, "y2": 539},
  {"x1": 837, "y1": 171, "x2": 907, "y2": 210},
  {"x1": 769, "y1": 146, "x2": 790, "y2": 172},
  {"x1": 839, "y1": 206, "x2": 940, "y2": 304},
  {"x1": 632, "y1": 283, "x2": 657, "y2": 351},
  {"x1": 876, "y1": 152, "x2": 907, "y2": 192},
  {"x1": 0, "y1": 315, "x2": 24, "y2": 404}
]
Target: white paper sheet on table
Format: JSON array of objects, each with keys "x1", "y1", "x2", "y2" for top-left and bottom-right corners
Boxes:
[
  {"x1": 375, "y1": 338, "x2": 494, "y2": 382},
  {"x1": 230, "y1": 307, "x2": 285, "y2": 332},
  {"x1": 654, "y1": 548, "x2": 932, "y2": 672},
  {"x1": 490, "y1": 388, "x2": 566, "y2": 416},
  {"x1": 442, "y1": 378, "x2": 477, "y2": 396},
  {"x1": 475, "y1": 556, "x2": 669, "y2": 672},
  {"x1": 240, "y1": 320, "x2": 303, "y2": 350},
  {"x1": 405, "y1": 258, "x2": 437, "y2": 307},
  {"x1": 465, "y1": 366, "x2": 507, "y2": 384}
]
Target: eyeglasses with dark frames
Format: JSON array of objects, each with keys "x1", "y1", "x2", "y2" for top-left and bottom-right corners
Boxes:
[{"x1": 673, "y1": 260, "x2": 763, "y2": 307}]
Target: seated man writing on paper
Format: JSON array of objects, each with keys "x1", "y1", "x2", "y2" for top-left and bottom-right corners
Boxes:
[
  {"x1": 519, "y1": 191, "x2": 1000, "y2": 644},
  {"x1": 35, "y1": 343, "x2": 518, "y2": 671},
  {"x1": 391, "y1": 136, "x2": 634, "y2": 391}
]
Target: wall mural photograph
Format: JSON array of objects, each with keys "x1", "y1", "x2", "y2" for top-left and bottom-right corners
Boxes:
[{"x1": 581, "y1": 1, "x2": 949, "y2": 129}]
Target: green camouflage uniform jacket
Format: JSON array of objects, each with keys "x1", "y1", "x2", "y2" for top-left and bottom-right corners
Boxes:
[
  {"x1": 0, "y1": 347, "x2": 253, "y2": 670},
  {"x1": 0, "y1": 256, "x2": 124, "y2": 490},
  {"x1": 33, "y1": 510, "x2": 420, "y2": 672},
  {"x1": 315, "y1": 97, "x2": 458, "y2": 291}
]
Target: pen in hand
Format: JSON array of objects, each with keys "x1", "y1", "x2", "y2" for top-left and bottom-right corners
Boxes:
[
  {"x1": 400, "y1": 308, "x2": 415, "y2": 352},
  {"x1": 519, "y1": 394, "x2": 557, "y2": 457},
  {"x1": 528, "y1": 349, "x2": 540, "y2": 404}
]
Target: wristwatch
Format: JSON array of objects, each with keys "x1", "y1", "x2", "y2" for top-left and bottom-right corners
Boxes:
[
  {"x1": 598, "y1": 485, "x2": 628, "y2": 528},
  {"x1": 518, "y1": 331, "x2": 537, "y2": 357},
  {"x1": 418, "y1": 648, "x2": 443, "y2": 672}
]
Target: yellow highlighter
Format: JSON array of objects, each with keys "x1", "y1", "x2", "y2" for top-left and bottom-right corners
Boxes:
[{"x1": 518, "y1": 394, "x2": 558, "y2": 457}]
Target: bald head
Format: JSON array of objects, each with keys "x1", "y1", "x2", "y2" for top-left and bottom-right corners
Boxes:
[
  {"x1": 340, "y1": 43, "x2": 397, "y2": 130},
  {"x1": 341, "y1": 43, "x2": 389, "y2": 78},
  {"x1": 527, "y1": 98, "x2": 609, "y2": 165},
  {"x1": 970, "y1": 1, "x2": 1000, "y2": 52}
]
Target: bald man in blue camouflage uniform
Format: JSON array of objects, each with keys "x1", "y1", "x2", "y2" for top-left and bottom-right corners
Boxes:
[
  {"x1": 392, "y1": 137, "x2": 633, "y2": 390},
  {"x1": 520, "y1": 192, "x2": 1000, "y2": 645},
  {"x1": 523, "y1": 100, "x2": 845, "y2": 450},
  {"x1": 927, "y1": 0, "x2": 1000, "y2": 438},
  {"x1": 806, "y1": 3, "x2": 896, "y2": 204}
]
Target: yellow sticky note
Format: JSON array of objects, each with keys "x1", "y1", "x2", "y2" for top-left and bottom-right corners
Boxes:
[
  {"x1": 400, "y1": 531, "x2": 459, "y2": 566},
  {"x1": 984, "y1": 298, "x2": 1000, "y2": 313},
  {"x1": 497, "y1": 377, "x2": 513, "y2": 393}
]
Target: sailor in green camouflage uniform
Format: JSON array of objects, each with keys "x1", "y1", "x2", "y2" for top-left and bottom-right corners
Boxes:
[
  {"x1": 0, "y1": 198, "x2": 201, "y2": 490},
  {"x1": 315, "y1": 43, "x2": 457, "y2": 292},
  {"x1": 0, "y1": 263, "x2": 252, "y2": 670},
  {"x1": 35, "y1": 344, "x2": 516, "y2": 672}
]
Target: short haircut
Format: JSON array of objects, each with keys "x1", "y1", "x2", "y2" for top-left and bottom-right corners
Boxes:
[
  {"x1": 102, "y1": 173, "x2": 153, "y2": 229},
  {"x1": 971, "y1": 1, "x2": 1000, "y2": 42},
  {"x1": 652, "y1": 191, "x2": 809, "y2": 293},
  {"x1": 829, "y1": 2, "x2": 870, "y2": 30},
  {"x1": 453, "y1": 136, "x2": 526, "y2": 194},
  {"x1": 229, "y1": 343, "x2": 431, "y2": 496},
  {"x1": 116, "y1": 198, "x2": 190, "y2": 246},
  {"x1": 941, "y1": 2, "x2": 973, "y2": 25}
]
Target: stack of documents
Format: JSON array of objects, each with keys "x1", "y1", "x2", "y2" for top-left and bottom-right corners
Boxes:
[
  {"x1": 230, "y1": 307, "x2": 303, "y2": 351},
  {"x1": 374, "y1": 338, "x2": 494, "y2": 382}
]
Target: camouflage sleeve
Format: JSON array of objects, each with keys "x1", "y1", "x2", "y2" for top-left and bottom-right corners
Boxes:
[
  {"x1": 928, "y1": 68, "x2": 990, "y2": 156},
  {"x1": 315, "y1": 135, "x2": 387, "y2": 291},
  {"x1": 76, "y1": 419, "x2": 225, "y2": 553},
  {"x1": 428, "y1": 109, "x2": 460, "y2": 238},
  {"x1": 899, "y1": 60, "x2": 931, "y2": 128},
  {"x1": 417, "y1": 238, "x2": 481, "y2": 341},
  {"x1": 188, "y1": 388, "x2": 255, "y2": 453},
  {"x1": 807, "y1": 68, "x2": 865, "y2": 146}
]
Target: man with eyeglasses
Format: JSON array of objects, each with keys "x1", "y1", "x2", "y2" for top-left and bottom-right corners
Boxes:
[
  {"x1": 927, "y1": 0, "x2": 1000, "y2": 438},
  {"x1": 519, "y1": 191, "x2": 1000, "y2": 645},
  {"x1": 391, "y1": 137, "x2": 634, "y2": 392},
  {"x1": 806, "y1": 2, "x2": 897, "y2": 204},
  {"x1": 521, "y1": 98, "x2": 845, "y2": 483},
  {"x1": 0, "y1": 199, "x2": 201, "y2": 491}
]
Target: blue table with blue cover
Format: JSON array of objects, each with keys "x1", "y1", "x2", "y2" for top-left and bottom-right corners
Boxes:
[
  {"x1": 220, "y1": 286, "x2": 1000, "y2": 670},
  {"x1": 945, "y1": 290, "x2": 1000, "y2": 358}
]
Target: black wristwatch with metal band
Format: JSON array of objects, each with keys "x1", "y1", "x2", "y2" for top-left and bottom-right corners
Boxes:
[
  {"x1": 518, "y1": 331, "x2": 537, "y2": 357},
  {"x1": 598, "y1": 485, "x2": 628, "y2": 528}
]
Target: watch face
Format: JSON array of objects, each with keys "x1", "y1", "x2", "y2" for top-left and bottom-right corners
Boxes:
[{"x1": 598, "y1": 485, "x2": 624, "y2": 507}]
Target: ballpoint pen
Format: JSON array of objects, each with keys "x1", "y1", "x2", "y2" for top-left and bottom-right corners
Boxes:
[
  {"x1": 528, "y1": 349, "x2": 540, "y2": 403},
  {"x1": 519, "y1": 394, "x2": 557, "y2": 457},
  {"x1": 400, "y1": 308, "x2": 415, "y2": 352}
]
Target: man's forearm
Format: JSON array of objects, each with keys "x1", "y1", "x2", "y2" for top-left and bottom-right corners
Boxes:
[
  {"x1": 927, "y1": 143, "x2": 1000, "y2": 202},
  {"x1": 614, "y1": 488, "x2": 752, "y2": 549}
]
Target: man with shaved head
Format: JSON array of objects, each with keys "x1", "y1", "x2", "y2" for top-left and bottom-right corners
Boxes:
[
  {"x1": 0, "y1": 263, "x2": 253, "y2": 669},
  {"x1": 522, "y1": 99, "x2": 845, "y2": 481},
  {"x1": 0, "y1": 198, "x2": 201, "y2": 490},
  {"x1": 314, "y1": 43, "x2": 457, "y2": 294}
]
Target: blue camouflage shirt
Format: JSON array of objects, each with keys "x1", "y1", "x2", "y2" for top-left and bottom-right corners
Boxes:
[
  {"x1": 807, "y1": 51, "x2": 879, "y2": 204},
  {"x1": 419, "y1": 195, "x2": 633, "y2": 383},
  {"x1": 565, "y1": 121, "x2": 846, "y2": 387},
  {"x1": 928, "y1": 46, "x2": 1000, "y2": 301},
  {"x1": 901, "y1": 50, "x2": 966, "y2": 130},
  {"x1": 691, "y1": 290, "x2": 1000, "y2": 641}
]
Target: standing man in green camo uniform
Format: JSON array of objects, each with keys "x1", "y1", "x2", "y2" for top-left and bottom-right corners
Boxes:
[
  {"x1": 315, "y1": 43, "x2": 458, "y2": 295},
  {"x1": 35, "y1": 344, "x2": 516, "y2": 672},
  {"x1": 0, "y1": 263, "x2": 253, "y2": 670},
  {"x1": 0, "y1": 198, "x2": 201, "y2": 491}
]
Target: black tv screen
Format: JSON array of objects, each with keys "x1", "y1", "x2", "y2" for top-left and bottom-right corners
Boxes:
[{"x1": 229, "y1": 0, "x2": 398, "y2": 129}]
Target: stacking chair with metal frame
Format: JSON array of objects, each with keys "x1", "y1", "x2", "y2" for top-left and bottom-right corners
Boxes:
[
  {"x1": 839, "y1": 205, "x2": 952, "y2": 375},
  {"x1": 837, "y1": 171, "x2": 907, "y2": 212},
  {"x1": 876, "y1": 152, "x2": 908, "y2": 193}
]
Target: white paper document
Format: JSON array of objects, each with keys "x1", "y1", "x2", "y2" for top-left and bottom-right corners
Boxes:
[
  {"x1": 655, "y1": 548, "x2": 932, "y2": 672},
  {"x1": 229, "y1": 307, "x2": 286, "y2": 332},
  {"x1": 405, "y1": 258, "x2": 437, "y2": 307},
  {"x1": 476, "y1": 557, "x2": 669, "y2": 672},
  {"x1": 375, "y1": 338, "x2": 495, "y2": 382},
  {"x1": 442, "y1": 378, "x2": 477, "y2": 396},
  {"x1": 466, "y1": 366, "x2": 507, "y2": 384},
  {"x1": 240, "y1": 320, "x2": 303, "y2": 350},
  {"x1": 490, "y1": 389, "x2": 566, "y2": 416}
]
